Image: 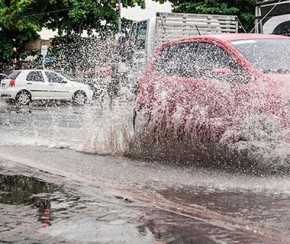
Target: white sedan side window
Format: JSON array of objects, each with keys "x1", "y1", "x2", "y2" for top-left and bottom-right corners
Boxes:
[
  {"x1": 45, "y1": 72, "x2": 64, "y2": 83},
  {"x1": 26, "y1": 71, "x2": 44, "y2": 82}
]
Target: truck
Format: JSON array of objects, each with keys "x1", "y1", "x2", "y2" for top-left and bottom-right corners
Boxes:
[
  {"x1": 255, "y1": 0, "x2": 290, "y2": 35},
  {"x1": 116, "y1": 12, "x2": 239, "y2": 85}
]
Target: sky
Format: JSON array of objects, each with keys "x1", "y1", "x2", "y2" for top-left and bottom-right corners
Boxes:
[
  {"x1": 121, "y1": 0, "x2": 172, "y2": 20},
  {"x1": 39, "y1": 0, "x2": 172, "y2": 39}
]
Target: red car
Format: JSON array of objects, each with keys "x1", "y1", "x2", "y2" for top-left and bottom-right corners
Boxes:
[{"x1": 134, "y1": 34, "x2": 290, "y2": 145}]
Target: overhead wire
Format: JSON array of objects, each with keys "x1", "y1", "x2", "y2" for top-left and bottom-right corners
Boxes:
[
  {"x1": 12, "y1": 8, "x2": 73, "y2": 18},
  {"x1": 237, "y1": 17, "x2": 246, "y2": 33}
]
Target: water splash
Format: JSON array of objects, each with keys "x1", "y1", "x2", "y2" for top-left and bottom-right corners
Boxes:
[
  {"x1": 126, "y1": 76, "x2": 290, "y2": 172},
  {"x1": 0, "y1": 35, "x2": 289, "y2": 174},
  {"x1": 79, "y1": 97, "x2": 134, "y2": 155}
]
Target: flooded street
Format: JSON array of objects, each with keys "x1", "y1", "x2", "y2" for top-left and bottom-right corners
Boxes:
[
  {"x1": 1, "y1": 102, "x2": 290, "y2": 243},
  {"x1": 1, "y1": 0, "x2": 290, "y2": 243}
]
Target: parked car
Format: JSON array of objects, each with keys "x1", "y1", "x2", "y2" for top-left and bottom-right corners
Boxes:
[
  {"x1": 134, "y1": 34, "x2": 290, "y2": 143},
  {"x1": 0, "y1": 69, "x2": 94, "y2": 105},
  {"x1": 0, "y1": 73, "x2": 7, "y2": 83}
]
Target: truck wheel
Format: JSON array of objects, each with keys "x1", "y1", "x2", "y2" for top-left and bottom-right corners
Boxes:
[
  {"x1": 73, "y1": 91, "x2": 87, "y2": 106},
  {"x1": 16, "y1": 90, "x2": 31, "y2": 106}
]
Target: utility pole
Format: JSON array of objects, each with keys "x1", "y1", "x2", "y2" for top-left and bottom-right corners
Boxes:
[
  {"x1": 117, "y1": 0, "x2": 121, "y2": 33},
  {"x1": 41, "y1": 45, "x2": 48, "y2": 69}
]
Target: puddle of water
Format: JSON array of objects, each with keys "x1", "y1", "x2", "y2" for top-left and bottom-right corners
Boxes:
[
  {"x1": 0, "y1": 166, "x2": 285, "y2": 243},
  {"x1": 0, "y1": 174, "x2": 78, "y2": 227},
  {"x1": 0, "y1": 174, "x2": 58, "y2": 205}
]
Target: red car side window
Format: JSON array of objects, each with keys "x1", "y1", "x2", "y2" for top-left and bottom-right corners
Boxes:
[
  {"x1": 195, "y1": 42, "x2": 247, "y2": 83},
  {"x1": 154, "y1": 42, "x2": 199, "y2": 78},
  {"x1": 196, "y1": 42, "x2": 235, "y2": 78},
  {"x1": 153, "y1": 40, "x2": 248, "y2": 83}
]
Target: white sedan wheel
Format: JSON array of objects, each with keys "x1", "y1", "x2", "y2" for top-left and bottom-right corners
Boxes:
[
  {"x1": 73, "y1": 91, "x2": 87, "y2": 105},
  {"x1": 16, "y1": 91, "x2": 31, "y2": 105}
]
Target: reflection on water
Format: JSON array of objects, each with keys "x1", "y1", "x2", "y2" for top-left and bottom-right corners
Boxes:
[
  {"x1": 0, "y1": 174, "x2": 73, "y2": 227},
  {"x1": 36, "y1": 198, "x2": 52, "y2": 227}
]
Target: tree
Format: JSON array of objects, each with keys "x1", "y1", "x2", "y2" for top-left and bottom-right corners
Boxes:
[
  {"x1": 0, "y1": 0, "x2": 41, "y2": 66},
  {"x1": 0, "y1": 0, "x2": 145, "y2": 36},
  {"x1": 0, "y1": 0, "x2": 145, "y2": 67},
  {"x1": 157, "y1": 0, "x2": 256, "y2": 32}
]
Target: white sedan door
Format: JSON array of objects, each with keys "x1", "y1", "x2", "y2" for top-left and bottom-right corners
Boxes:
[
  {"x1": 44, "y1": 71, "x2": 72, "y2": 99},
  {"x1": 25, "y1": 71, "x2": 49, "y2": 99}
]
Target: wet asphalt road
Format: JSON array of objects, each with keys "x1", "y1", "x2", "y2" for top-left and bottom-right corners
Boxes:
[
  {"x1": 1, "y1": 146, "x2": 290, "y2": 243},
  {"x1": 1, "y1": 102, "x2": 290, "y2": 243}
]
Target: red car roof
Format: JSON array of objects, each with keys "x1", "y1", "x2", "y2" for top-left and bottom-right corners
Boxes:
[
  {"x1": 158, "y1": 33, "x2": 290, "y2": 49},
  {"x1": 202, "y1": 33, "x2": 290, "y2": 42}
]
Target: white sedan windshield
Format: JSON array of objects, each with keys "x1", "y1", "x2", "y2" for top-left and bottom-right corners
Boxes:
[{"x1": 230, "y1": 39, "x2": 290, "y2": 74}]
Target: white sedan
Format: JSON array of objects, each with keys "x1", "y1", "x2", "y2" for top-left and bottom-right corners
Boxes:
[{"x1": 0, "y1": 70, "x2": 94, "y2": 105}]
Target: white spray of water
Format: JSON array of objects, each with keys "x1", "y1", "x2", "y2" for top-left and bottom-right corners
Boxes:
[
  {"x1": 79, "y1": 97, "x2": 134, "y2": 155},
  {"x1": 223, "y1": 113, "x2": 290, "y2": 166},
  {"x1": 131, "y1": 75, "x2": 290, "y2": 168}
]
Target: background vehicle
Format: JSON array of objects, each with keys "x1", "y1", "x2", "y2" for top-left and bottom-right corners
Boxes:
[
  {"x1": 134, "y1": 33, "x2": 290, "y2": 143},
  {"x1": 0, "y1": 73, "x2": 7, "y2": 81},
  {"x1": 0, "y1": 70, "x2": 94, "y2": 105},
  {"x1": 0, "y1": 73, "x2": 7, "y2": 87},
  {"x1": 117, "y1": 12, "x2": 239, "y2": 83},
  {"x1": 255, "y1": 0, "x2": 290, "y2": 35}
]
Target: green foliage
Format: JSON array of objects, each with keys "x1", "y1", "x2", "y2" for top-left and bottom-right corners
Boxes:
[
  {"x1": 0, "y1": 28, "x2": 39, "y2": 64},
  {"x1": 161, "y1": 0, "x2": 256, "y2": 32},
  {"x1": 0, "y1": 0, "x2": 144, "y2": 66},
  {"x1": 0, "y1": 0, "x2": 256, "y2": 68},
  {"x1": 0, "y1": 0, "x2": 145, "y2": 35}
]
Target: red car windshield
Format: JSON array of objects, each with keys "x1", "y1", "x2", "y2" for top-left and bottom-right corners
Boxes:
[{"x1": 229, "y1": 39, "x2": 290, "y2": 74}]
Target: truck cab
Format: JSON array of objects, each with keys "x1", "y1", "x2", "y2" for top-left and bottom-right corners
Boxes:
[
  {"x1": 255, "y1": 0, "x2": 290, "y2": 35},
  {"x1": 127, "y1": 18, "x2": 156, "y2": 79}
]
